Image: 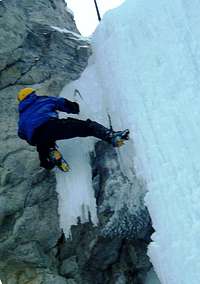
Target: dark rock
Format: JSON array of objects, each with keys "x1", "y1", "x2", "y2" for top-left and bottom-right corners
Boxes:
[
  {"x1": 92, "y1": 141, "x2": 152, "y2": 240},
  {"x1": 0, "y1": 1, "x2": 6, "y2": 17},
  {"x1": 86, "y1": 237, "x2": 122, "y2": 270},
  {"x1": 60, "y1": 256, "x2": 79, "y2": 278},
  {"x1": 57, "y1": 221, "x2": 153, "y2": 284}
]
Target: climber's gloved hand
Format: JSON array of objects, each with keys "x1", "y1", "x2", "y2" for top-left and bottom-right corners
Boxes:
[
  {"x1": 71, "y1": 101, "x2": 80, "y2": 114},
  {"x1": 64, "y1": 99, "x2": 80, "y2": 114}
]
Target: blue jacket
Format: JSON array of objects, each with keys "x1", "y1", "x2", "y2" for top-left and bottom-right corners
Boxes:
[{"x1": 18, "y1": 94, "x2": 78, "y2": 145}]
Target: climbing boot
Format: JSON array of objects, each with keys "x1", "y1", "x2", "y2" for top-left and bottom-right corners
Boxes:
[
  {"x1": 49, "y1": 148, "x2": 70, "y2": 172},
  {"x1": 108, "y1": 129, "x2": 130, "y2": 147}
]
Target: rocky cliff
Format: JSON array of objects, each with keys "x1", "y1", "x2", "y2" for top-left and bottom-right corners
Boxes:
[
  {"x1": 0, "y1": 1, "x2": 153, "y2": 283},
  {"x1": 0, "y1": 0, "x2": 90, "y2": 283}
]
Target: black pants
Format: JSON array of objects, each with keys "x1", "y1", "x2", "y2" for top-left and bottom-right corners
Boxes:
[{"x1": 32, "y1": 118, "x2": 110, "y2": 167}]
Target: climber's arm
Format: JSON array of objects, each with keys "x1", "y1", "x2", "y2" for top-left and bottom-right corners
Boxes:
[{"x1": 55, "y1": 97, "x2": 80, "y2": 114}]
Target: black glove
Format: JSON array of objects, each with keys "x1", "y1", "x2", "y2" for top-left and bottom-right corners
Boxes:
[
  {"x1": 71, "y1": 101, "x2": 80, "y2": 114},
  {"x1": 64, "y1": 99, "x2": 80, "y2": 114}
]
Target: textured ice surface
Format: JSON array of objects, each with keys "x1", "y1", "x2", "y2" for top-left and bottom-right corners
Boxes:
[{"x1": 57, "y1": 0, "x2": 200, "y2": 282}]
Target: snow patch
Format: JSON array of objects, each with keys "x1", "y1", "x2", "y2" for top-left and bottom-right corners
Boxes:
[{"x1": 51, "y1": 25, "x2": 89, "y2": 42}]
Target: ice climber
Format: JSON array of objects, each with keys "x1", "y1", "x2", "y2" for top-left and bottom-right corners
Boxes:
[{"x1": 17, "y1": 88, "x2": 129, "y2": 171}]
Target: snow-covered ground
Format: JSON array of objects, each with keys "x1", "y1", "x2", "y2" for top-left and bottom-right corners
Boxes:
[{"x1": 57, "y1": 0, "x2": 200, "y2": 283}]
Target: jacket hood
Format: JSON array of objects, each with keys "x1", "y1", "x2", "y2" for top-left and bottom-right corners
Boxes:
[{"x1": 18, "y1": 94, "x2": 38, "y2": 113}]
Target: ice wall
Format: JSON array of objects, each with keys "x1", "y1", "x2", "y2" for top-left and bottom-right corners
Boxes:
[{"x1": 58, "y1": 0, "x2": 200, "y2": 283}]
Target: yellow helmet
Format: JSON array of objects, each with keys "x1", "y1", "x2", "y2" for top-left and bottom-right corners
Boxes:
[{"x1": 17, "y1": 88, "x2": 35, "y2": 102}]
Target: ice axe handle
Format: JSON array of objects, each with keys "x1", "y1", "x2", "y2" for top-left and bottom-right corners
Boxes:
[{"x1": 74, "y1": 89, "x2": 83, "y2": 101}]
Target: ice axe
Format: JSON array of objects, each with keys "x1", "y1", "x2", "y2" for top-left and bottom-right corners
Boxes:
[
  {"x1": 93, "y1": 0, "x2": 101, "y2": 21},
  {"x1": 73, "y1": 89, "x2": 84, "y2": 101},
  {"x1": 73, "y1": 89, "x2": 126, "y2": 146}
]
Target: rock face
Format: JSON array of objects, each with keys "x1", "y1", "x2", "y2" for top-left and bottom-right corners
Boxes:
[
  {"x1": 92, "y1": 142, "x2": 152, "y2": 240},
  {"x1": 0, "y1": 0, "x2": 90, "y2": 283},
  {"x1": 57, "y1": 143, "x2": 153, "y2": 284},
  {"x1": 0, "y1": 0, "x2": 90, "y2": 93},
  {"x1": 59, "y1": 222, "x2": 152, "y2": 284},
  {"x1": 0, "y1": 1, "x2": 153, "y2": 283}
]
